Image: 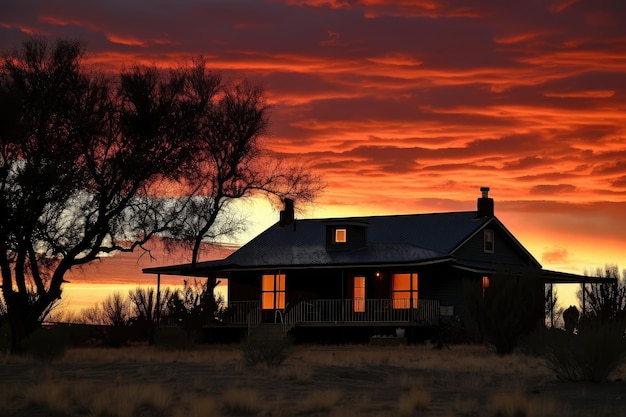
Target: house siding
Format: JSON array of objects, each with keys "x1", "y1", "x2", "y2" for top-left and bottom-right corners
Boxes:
[{"x1": 453, "y1": 226, "x2": 537, "y2": 269}]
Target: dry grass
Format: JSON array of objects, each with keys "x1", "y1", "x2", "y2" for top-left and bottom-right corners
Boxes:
[
  {"x1": 487, "y1": 390, "x2": 558, "y2": 417},
  {"x1": 23, "y1": 379, "x2": 74, "y2": 414},
  {"x1": 174, "y1": 393, "x2": 220, "y2": 417},
  {"x1": 301, "y1": 389, "x2": 343, "y2": 412},
  {"x1": 221, "y1": 387, "x2": 264, "y2": 415},
  {"x1": 89, "y1": 382, "x2": 173, "y2": 417},
  {"x1": 0, "y1": 343, "x2": 624, "y2": 417},
  {"x1": 398, "y1": 386, "x2": 431, "y2": 415}
]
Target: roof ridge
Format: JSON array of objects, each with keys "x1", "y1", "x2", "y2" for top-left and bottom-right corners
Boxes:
[{"x1": 289, "y1": 210, "x2": 476, "y2": 223}]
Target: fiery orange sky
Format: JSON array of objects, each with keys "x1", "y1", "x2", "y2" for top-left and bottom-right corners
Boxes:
[{"x1": 2, "y1": 0, "x2": 626, "y2": 310}]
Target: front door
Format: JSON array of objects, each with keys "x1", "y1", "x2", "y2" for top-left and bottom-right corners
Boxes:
[
  {"x1": 261, "y1": 273, "x2": 286, "y2": 322},
  {"x1": 353, "y1": 276, "x2": 365, "y2": 312}
]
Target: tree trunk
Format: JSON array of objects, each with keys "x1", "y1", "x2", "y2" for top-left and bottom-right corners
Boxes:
[{"x1": 4, "y1": 290, "x2": 39, "y2": 354}]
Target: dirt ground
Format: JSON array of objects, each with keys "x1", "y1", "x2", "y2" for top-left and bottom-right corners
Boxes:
[{"x1": 0, "y1": 344, "x2": 624, "y2": 417}]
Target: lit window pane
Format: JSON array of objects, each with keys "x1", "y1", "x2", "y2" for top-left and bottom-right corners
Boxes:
[
  {"x1": 392, "y1": 273, "x2": 418, "y2": 309},
  {"x1": 335, "y1": 228, "x2": 347, "y2": 243},
  {"x1": 276, "y1": 274, "x2": 286, "y2": 291},
  {"x1": 262, "y1": 274, "x2": 275, "y2": 291},
  {"x1": 276, "y1": 292, "x2": 285, "y2": 309},
  {"x1": 262, "y1": 292, "x2": 274, "y2": 309},
  {"x1": 392, "y1": 273, "x2": 411, "y2": 290},
  {"x1": 354, "y1": 276, "x2": 365, "y2": 312}
]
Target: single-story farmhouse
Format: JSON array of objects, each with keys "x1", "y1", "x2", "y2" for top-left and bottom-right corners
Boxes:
[{"x1": 143, "y1": 188, "x2": 601, "y2": 343}]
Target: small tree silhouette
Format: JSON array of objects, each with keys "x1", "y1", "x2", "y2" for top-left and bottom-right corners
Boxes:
[{"x1": 467, "y1": 269, "x2": 543, "y2": 355}]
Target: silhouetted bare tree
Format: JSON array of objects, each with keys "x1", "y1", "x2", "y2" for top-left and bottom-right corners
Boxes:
[
  {"x1": 0, "y1": 37, "x2": 321, "y2": 352},
  {"x1": 172, "y1": 75, "x2": 322, "y2": 266},
  {"x1": 579, "y1": 265, "x2": 626, "y2": 326}
]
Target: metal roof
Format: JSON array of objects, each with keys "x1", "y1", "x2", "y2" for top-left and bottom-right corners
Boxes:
[{"x1": 143, "y1": 211, "x2": 492, "y2": 275}]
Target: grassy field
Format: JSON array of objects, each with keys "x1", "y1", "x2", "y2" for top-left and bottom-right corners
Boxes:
[{"x1": 1, "y1": 343, "x2": 624, "y2": 417}]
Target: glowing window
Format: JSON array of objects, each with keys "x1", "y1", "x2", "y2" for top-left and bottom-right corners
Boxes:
[
  {"x1": 482, "y1": 276, "x2": 490, "y2": 298},
  {"x1": 261, "y1": 273, "x2": 286, "y2": 310},
  {"x1": 483, "y1": 229, "x2": 494, "y2": 253},
  {"x1": 334, "y1": 228, "x2": 347, "y2": 243},
  {"x1": 354, "y1": 276, "x2": 365, "y2": 312},
  {"x1": 392, "y1": 273, "x2": 418, "y2": 309}
]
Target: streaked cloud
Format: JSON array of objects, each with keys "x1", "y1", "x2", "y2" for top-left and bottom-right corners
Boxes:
[{"x1": 1, "y1": 0, "x2": 625, "y2": 280}]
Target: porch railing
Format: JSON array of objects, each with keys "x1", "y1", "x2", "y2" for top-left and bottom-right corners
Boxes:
[
  {"x1": 285, "y1": 299, "x2": 439, "y2": 325},
  {"x1": 223, "y1": 299, "x2": 439, "y2": 326},
  {"x1": 222, "y1": 300, "x2": 260, "y2": 324}
]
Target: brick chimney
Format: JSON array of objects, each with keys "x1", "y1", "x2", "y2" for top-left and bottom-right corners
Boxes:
[
  {"x1": 279, "y1": 198, "x2": 294, "y2": 227},
  {"x1": 477, "y1": 187, "x2": 494, "y2": 217}
]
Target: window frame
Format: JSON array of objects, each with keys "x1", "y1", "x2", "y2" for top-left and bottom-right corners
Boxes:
[
  {"x1": 353, "y1": 276, "x2": 365, "y2": 312},
  {"x1": 483, "y1": 229, "x2": 494, "y2": 253},
  {"x1": 391, "y1": 272, "x2": 418, "y2": 309},
  {"x1": 334, "y1": 228, "x2": 347, "y2": 243},
  {"x1": 261, "y1": 273, "x2": 286, "y2": 310}
]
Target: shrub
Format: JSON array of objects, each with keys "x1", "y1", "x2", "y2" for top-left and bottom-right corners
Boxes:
[
  {"x1": 21, "y1": 327, "x2": 69, "y2": 363},
  {"x1": 542, "y1": 319, "x2": 626, "y2": 382},
  {"x1": 0, "y1": 318, "x2": 10, "y2": 354},
  {"x1": 154, "y1": 326, "x2": 197, "y2": 350},
  {"x1": 242, "y1": 335, "x2": 293, "y2": 367},
  {"x1": 466, "y1": 270, "x2": 544, "y2": 355},
  {"x1": 221, "y1": 387, "x2": 263, "y2": 416}
]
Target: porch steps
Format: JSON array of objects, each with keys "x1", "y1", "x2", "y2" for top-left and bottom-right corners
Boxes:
[{"x1": 247, "y1": 323, "x2": 287, "y2": 344}]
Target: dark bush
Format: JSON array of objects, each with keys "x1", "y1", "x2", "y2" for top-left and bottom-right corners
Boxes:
[
  {"x1": 541, "y1": 319, "x2": 626, "y2": 382},
  {"x1": 154, "y1": 326, "x2": 197, "y2": 350},
  {"x1": 21, "y1": 327, "x2": 70, "y2": 363},
  {"x1": 466, "y1": 270, "x2": 544, "y2": 355},
  {"x1": 242, "y1": 335, "x2": 293, "y2": 367}
]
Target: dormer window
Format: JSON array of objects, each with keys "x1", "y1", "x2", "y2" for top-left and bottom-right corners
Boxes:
[
  {"x1": 484, "y1": 229, "x2": 494, "y2": 253},
  {"x1": 334, "y1": 228, "x2": 347, "y2": 243},
  {"x1": 325, "y1": 221, "x2": 367, "y2": 250}
]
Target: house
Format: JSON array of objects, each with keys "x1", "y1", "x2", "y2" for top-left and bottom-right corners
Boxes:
[{"x1": 143, "y1": 188, "x2": 597, "y2": 343}]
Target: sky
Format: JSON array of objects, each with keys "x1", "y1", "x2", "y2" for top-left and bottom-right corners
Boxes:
[{"x1": 1, "y1": 0, "x2": 626, "y2": 310}]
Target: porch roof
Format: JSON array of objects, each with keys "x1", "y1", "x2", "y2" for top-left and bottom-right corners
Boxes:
[{"x1": 452, "y1": 260, "x2": 612, "y2": 284}]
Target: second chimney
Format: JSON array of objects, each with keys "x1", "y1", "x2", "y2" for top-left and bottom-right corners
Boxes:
[{"x1": 477, "y1": 187, "x2": 494, "y2": 217}]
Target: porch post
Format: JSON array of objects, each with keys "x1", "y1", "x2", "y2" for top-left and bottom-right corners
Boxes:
[
  {"x1": 581, "y1": 281, "x2": 586, "y2": 315},
  {"x1": 550, "y1": 283, "x2": 554, "y2": 328},
  {"x1": 341, "y1": 269, "x2": 345, "y2": 322},
  {"x1": 156, "y1": 273, "x2": 161, "y2": 325}
]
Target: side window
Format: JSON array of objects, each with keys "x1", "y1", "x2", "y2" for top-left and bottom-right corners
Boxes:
[
  {"x1": 482, "y1": 276, "x2": 490, "y2": 298},
  {"x1": 483, "y1": 229, "x2": 494, "y2": 253},
  {"x1": 391, "y1": 273, "x2": 418, "y2": 309}
]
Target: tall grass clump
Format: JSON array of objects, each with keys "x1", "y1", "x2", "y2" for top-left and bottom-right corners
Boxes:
[
  {"x1": 174, "y1": 392, "x2": 219, "y2": 417},
  {"x1": 242, "y1": 335, "x2": 293, "y2": 367},
  {"x1": 221, "y1": 387, "x2": 263, "y2": 416},
  {"x1": 488, "y1": 391, "x2": 558, "y2": 417},
  {"x1": 23, "y1": 379, "x2": 74, "y2": 415},
  {"x1": 398, "y1": 386, "x2": 430, "y2": 415},
  {"x1": 542, "y1": 319, "x2": 626, "y2": 382},
  {"x1": 301, "y1": 389, "x2": 343, "y2": 413},
  {"x1": 89, "y1": 382, "x2": 172, "y2": 417}
]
